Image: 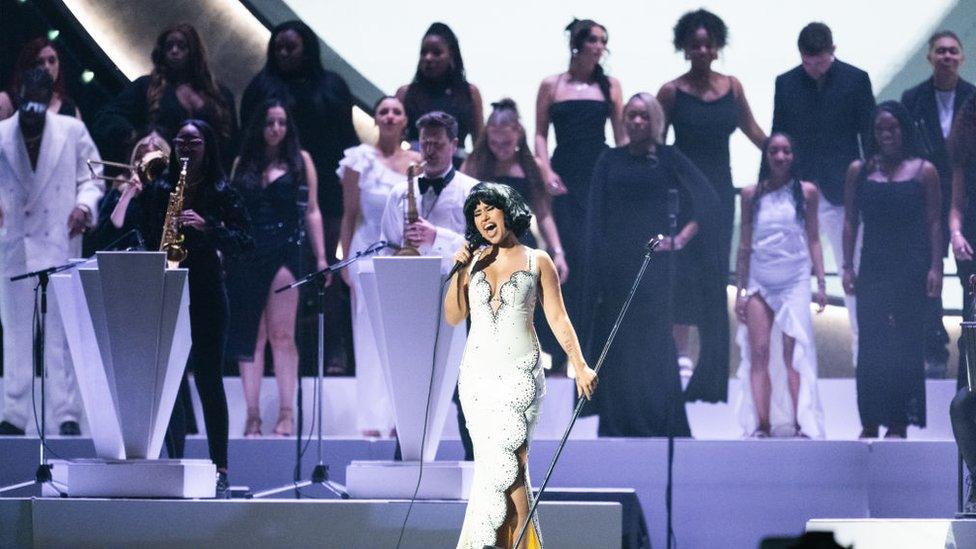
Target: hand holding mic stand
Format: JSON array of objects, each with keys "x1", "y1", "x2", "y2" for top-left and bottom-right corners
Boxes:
[
  {"x1": 505, "y1": 237, "x2": 663, "y2": 549},
  {"x1": 251, "y1": 240, "x2": 398, "y2": 499}
]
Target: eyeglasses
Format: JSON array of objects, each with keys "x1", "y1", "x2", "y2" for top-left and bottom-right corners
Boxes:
[{"x1": 173, "y1": 137, "x2": 204, "y2": 148}]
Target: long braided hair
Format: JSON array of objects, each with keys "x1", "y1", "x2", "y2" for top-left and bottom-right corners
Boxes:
[{"x1": 754, "y1": 132, "x2": 806, "y2": 223}]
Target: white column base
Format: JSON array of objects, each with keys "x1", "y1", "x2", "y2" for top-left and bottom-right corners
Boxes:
[{"x1": 43, "y1": 459, "x2": 216, "y2": 499}]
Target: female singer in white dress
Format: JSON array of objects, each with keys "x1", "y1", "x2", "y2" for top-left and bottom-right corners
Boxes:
[
  {"x1": 734, "y1": 133, "x2": 827, "y2": 438},
  {"x1": 338, "y1": 96, "x2": 421, "y2": 437},
  {"x1": 446, "y1": 183, "x2": 597, "y2": 549}
]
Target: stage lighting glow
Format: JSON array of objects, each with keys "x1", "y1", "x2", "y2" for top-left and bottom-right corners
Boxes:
[
  {"x1": 80, "y1": 70, "x2": 94, "y2": 84},
  {"x1": 47, "y1": 29, "x2": 60, "y2": 41}
]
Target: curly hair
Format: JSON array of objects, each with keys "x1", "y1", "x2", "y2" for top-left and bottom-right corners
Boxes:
[
  {"x1": 147, "y1": 24, "x2": 231, "y2": 139},
  {"x1": 463, "y1": 182, "x2": 533, "y2": 247},
  {"x1": 672, "y1": 9, "x2": 728, "y2": 51}
]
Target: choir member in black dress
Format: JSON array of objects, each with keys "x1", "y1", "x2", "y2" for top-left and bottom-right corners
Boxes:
[
  {"x1": 657, "y1": 8, "x2": 766, "y2": 388},
  {"x1": 396, "y1": 22, "x2": 484, "y2": 165},
  {"x1": 240, "y1": 20, "x2": 359, "y2": 373},
  {"x1": 92, "y1": 24, "x2": 237, "y2": 168},
  {"x1": 842, "y1": 102, "x2": 941, "y2": 439},
  {"x1": 226, "y1": 99, "x2": 329, "y2": 437},
  {"x1": 0, "y1": 36, "x2": 82, "y2": 120},
  {"x1": 111, "y1": 119, "x2": 252, "y2": 494},
  {"x1": 461, "y1": 98, "x2": 568, "y2": 369},
  {"x1": 583, "y1": 93, "x2": 720, "y2": 436},
  {"x1": 535, "y1": 18, "x2": 625, "y2": 371},
  {"x1": 903, "y1": 31, "x2": 976, "y2": 378},
  {"x1": 773, "y1": 22, "x2": 876, "y2": 366}
]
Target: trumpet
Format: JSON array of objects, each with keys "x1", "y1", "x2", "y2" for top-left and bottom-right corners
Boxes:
[
  {"x1": 394, "y1": 160, "x2": 427, "y2": 256},
  {"x1": 87, "y1": 150, "x2": 169, "y2": 184}
]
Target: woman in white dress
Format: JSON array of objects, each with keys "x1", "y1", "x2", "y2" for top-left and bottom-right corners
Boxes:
[
  {"x1": 446, "y1": 183, "x2": 597, "y2": 549},
  {"x1": 734, "y1": 132, "x2": 827, "y2": 438},
  {"x1": 338, "y1": 96, "x2": 421, "y2": 437}
]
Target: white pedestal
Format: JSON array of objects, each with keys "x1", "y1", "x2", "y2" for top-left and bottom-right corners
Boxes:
[
  {"x1": 43, "y1": 459, "x2": 215, "y2": 499},
  {"x1": 346, "y1": 460, "x2": 474, "y2": 500}
]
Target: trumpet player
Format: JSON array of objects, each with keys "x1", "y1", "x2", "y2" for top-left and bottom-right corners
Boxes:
[
  {"x1": 110, "y1": 119, "x2": 252, "y2": 496},
  {"x1": 0, "y1": 68, "x2": 103, "y2": 436}
]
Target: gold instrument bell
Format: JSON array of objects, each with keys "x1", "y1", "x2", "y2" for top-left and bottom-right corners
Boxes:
[
  {"x1": 394, "y1": 161, "x2": 427, "y2": 256},
  {"x1": 87, "y1": 150, "x2": 169, "y2": 184}
]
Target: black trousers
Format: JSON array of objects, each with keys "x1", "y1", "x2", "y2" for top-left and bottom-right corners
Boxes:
[{"x1": 164, "y1": 280, "x2": 230, "y2": 470}]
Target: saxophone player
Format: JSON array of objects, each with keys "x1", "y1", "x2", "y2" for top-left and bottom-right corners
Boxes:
[
  {"x1": 110, "y1": 119, "x2": 253, "y2": 496},
  {"x1": 380, "y1": 111, "x2": 478, "y2": 272},
  {"x1": 379, "y1": 111, "x2": 479, "y2": 461}
]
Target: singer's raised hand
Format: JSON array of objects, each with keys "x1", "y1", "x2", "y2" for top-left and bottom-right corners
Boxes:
[{"x1": 453, "y1": 243, "x2": 474, "y2": 271}]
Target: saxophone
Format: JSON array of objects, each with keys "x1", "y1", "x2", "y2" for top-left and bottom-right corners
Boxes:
[
  {"x1": 394, "y1": 161, "x2": 426, "y2": 256},
  {"x1": 160, "y1": 157, "x2": 189, "y2": 268}
]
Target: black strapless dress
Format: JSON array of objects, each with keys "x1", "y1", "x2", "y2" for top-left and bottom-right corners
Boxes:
[{"x1": 225, "y1": 171, "x2": 304, "y2": 360}]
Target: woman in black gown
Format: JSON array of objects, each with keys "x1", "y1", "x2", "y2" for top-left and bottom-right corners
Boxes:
[
  {"x1": 535, "y1": 19, "x2": 625, "y2": 371},
  {"x1": 462, "y1": 98, "x2": 568, "y2": 368},
  {"x1": 93, "y1": 24, "x2": 238, "y2": 169},
  {"x1": 584, "y1": 92, "x2": 720, "y2": 436},
  {"x1": 657, "y1": 9, "x2": 765, "y2": 397},
  {"x1": 842, "y1": 101, "x2": 942, "y2": 438},
  {"x1": 240, "y1": 20, "x2": 358, "y2": 374},
  {"x1": 397, "y1": 22, "x2": 484, "y2": 166},
  {"x1": 111, "y1": 119, "x2": 253, "y2": 493},
  {"x1": 226, "y1": 99, "x2": 329, "y2": 437}
]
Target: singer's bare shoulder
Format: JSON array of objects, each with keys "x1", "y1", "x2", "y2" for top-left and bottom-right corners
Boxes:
[{"x1": 534, "y1": 248, "x2": 557, "y2": 274}]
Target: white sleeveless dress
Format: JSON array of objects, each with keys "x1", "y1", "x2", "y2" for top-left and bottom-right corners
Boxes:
[
  {"x1": 734, "y1": 184, "x2": 825, "y2": 438},
  {"x1": 336, "y1": 144, "x2": 404, "y2": 433},
  {"x1": 457, "y1": 248, "x2": 546, "y2": 548}
]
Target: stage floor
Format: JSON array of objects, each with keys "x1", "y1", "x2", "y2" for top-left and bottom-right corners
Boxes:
[{"x1": 0, "y1": 436, "x2": 959, "y2": 549}]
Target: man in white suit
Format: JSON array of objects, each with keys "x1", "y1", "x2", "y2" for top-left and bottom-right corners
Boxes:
[
  {"x1": 0, "y1": 68, "x2": 103, "y2": 435},
  {"x1": 381, "y1": 111, "x2": 478, "y2": 271}
]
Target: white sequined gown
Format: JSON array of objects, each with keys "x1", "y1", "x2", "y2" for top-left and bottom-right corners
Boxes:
[
  {"x1": 734, "y1": 184, "x2": 825, "y2": 438},
  {"x1": 457, "y1": 248, "x2": 546, "y2": 548}
]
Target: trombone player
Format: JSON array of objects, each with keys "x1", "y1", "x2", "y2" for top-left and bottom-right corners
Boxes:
[{"x1": 0, "y1": 68, "x2": 104, "y2": 436}]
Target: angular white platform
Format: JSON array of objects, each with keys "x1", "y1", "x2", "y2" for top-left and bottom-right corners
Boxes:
[
  {"x1": 807, "y1": 518, "x2": 976, "y2": 549},
  {"x1": 346, "y1": 460, "x2": 474, "y2": 499},
  {"x1": 0, "y1": 497, "x2": 622, "y2": 549},
  {"x1": 42, "y1": 459, "x2": 215, "y2": 499}
]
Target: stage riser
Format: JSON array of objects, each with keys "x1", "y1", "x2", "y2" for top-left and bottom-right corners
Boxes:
[
  {"x1": 0, "y1": 498, "x2": 621, "y2": 549},
  {"x1": 0, "y1": 438, "x2": 957, "y2": 549},
  {"x1": 808, "y1": 519, "x2": 976, "y2": 549},
  {"x1": 0, "y1": 378, "x2": 959, "y2": 440}
]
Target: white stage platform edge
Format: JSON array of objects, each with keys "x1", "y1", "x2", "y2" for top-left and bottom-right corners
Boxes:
[
  {"x1": 808, "y1": 518, "x2": 976, "y2": 549},
  {"x1": 0, "y1": 498, "x2": 621, "y2": 549}
]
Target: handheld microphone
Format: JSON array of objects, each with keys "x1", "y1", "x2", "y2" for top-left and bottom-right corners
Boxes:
[{"x1": 447, "y1": 243, "x2": 476, "y2": 280}]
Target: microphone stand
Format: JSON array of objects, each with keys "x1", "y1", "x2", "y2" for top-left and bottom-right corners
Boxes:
[
  {"x1": 665, "y1": 188, "x2": 679, "y2": 549},
  {"x1": 251, "y1": 240, "x2": 396, "y2": 499},
  {"x1": 0, "y1": 259, "x2": 87, "y2": 496},
  {"x1": 509, "y1": 237, "x2": 662, "y2": 549}
]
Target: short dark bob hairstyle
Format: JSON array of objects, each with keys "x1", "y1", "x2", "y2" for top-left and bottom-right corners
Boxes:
[{"x1": 463, "y1": 182, "x2": 532, "y2": 247}]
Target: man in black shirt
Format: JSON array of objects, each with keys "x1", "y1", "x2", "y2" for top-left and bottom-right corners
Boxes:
[
  {"x1": 771, "y1": 22, "x2": 876, "y2": 365},
  {"x1": 902, "y1": 30, "x2": 975, "y2": 379}
]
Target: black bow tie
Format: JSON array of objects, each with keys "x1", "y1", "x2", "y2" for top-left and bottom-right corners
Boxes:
[
  {"x1": 418, "y1": 177, "x2": 445, "y2": 195},
  {"x1": 418, "y1": 169, "x2": 455, "y2": 195}
]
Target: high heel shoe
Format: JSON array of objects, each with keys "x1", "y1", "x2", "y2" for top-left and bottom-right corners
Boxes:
[
  {"x1": 884, "y1": 423, "x2": 907, "y2": 439},
  {"x1": 859, "y1": 425, "x2": 879, "y2": 439},
  {"x1": 244, "y1": 410, "x2": 262, "y2": 438},
  {"x1": 274, "y1": 407, "x2": 294, "y2": 437}
]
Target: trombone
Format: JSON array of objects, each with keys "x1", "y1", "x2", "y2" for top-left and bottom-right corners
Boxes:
[{"x1": 87, "y1": 150, "x2": 169, "y2": 185}]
